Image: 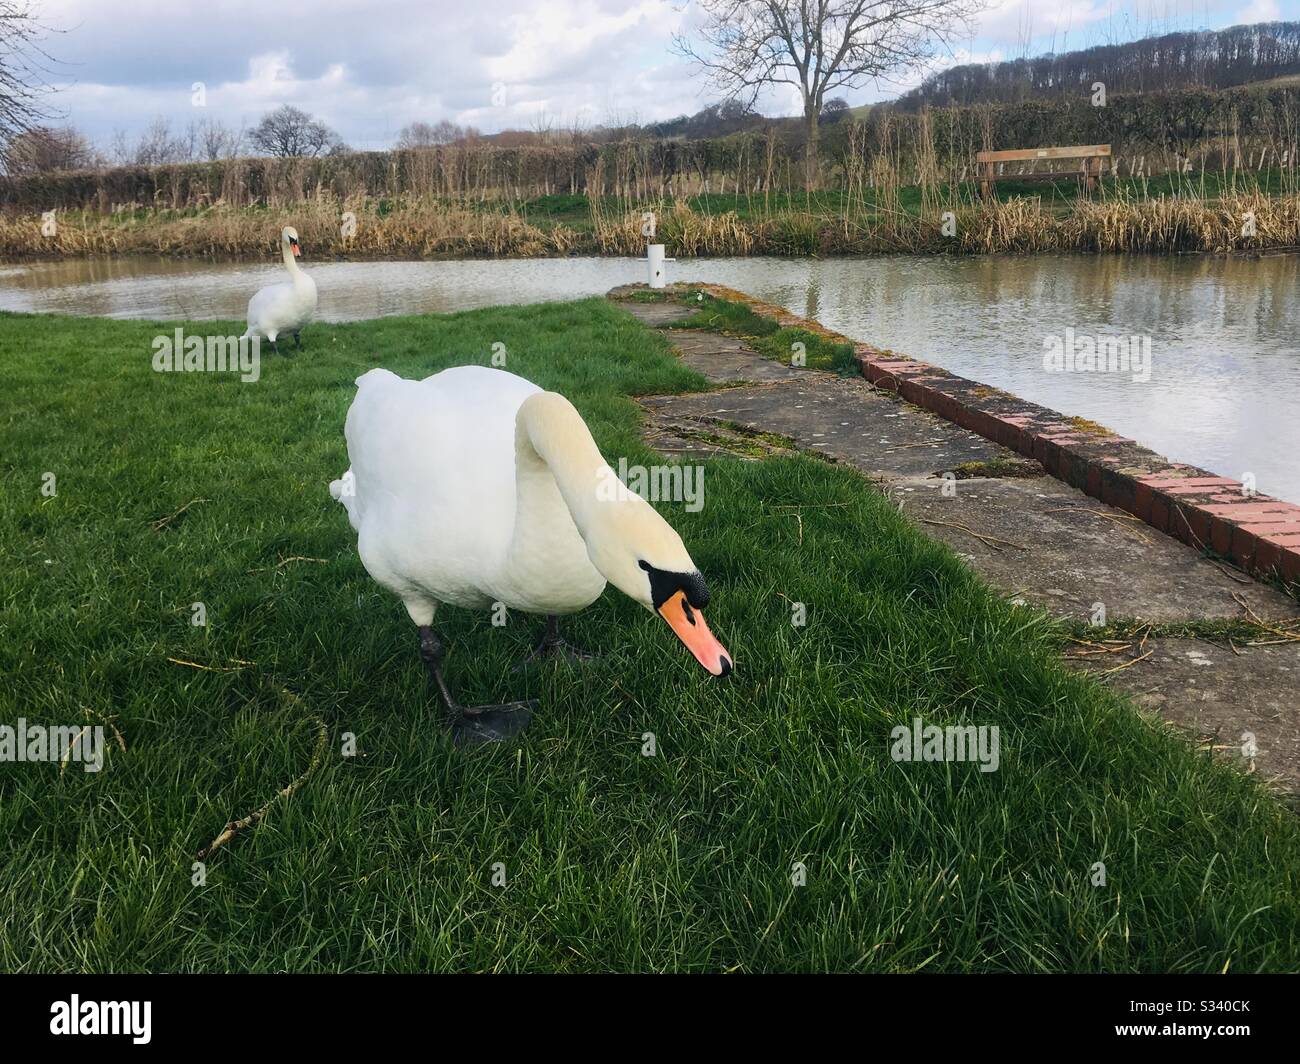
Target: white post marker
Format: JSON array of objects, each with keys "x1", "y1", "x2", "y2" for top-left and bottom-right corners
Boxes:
[{"x1": 642, "y1": 243, "x2": 676, "y2": 289}]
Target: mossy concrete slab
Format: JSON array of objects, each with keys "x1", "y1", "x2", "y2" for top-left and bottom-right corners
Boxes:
[
  {"x1": 661, "y1": 329, "x2": 809, "y2": 383},
  {"x1": 619, "y1": 301, "x2": 696, "y2": 327},
  {"x1": 640, "y1": 377, "x2": 1008, "y2": 477}
]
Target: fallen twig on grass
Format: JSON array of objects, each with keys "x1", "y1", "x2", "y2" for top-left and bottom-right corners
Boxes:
[
  {"x1": 1134, "y1": 623, "x2": 1152, "y2": 651},
  {"x1": 166, "y1": 657, "x2": 255, "y2": 672},
  {"x1": 58, "y1": 708, "x2": 126, "y2": 775},
  {"x1": 246, "y1": 555, "x2": 329, "y2": 574},
  {"x1": 151, "y1": 498, "x2": 207, "y2": 531},
  {"x1": 58, "y1": 726, "x2": 91, "y2": 776},
  {"x1": 766, "y1": 503, "x2": 851, "y2": 546},
  {"x1": 767, "y1": 503, "x2": 852, "y2": 508},
  {"x1": 196, "y1": 684, "x2": 328, "y2": 861},
  {"x1": 92, "y1": 709, "x2": 127, "y2": 752}
]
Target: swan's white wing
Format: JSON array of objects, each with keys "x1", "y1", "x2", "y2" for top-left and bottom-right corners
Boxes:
[
  {"x1": 338, "y1": 366, "x2": 541, "y2": 609},
  {"x1": 246, "y1": 282, "x2": 291, "y2": 338},
  {"x1": 246, "y1": 276, "x2": 316, "y2": 339}
]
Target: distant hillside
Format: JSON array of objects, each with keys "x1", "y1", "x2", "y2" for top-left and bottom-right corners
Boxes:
[{"x1": 897, "y1": 21, "x2": 1300, "y2": 109}]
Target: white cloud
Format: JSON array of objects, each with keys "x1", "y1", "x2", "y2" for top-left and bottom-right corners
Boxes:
[{"x1": 1236, "y1": 0, "x2": 1282, "y2": 22}]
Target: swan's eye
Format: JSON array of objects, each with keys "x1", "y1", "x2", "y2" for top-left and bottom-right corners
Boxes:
[{"x1": 638, "y1": 560, "x2": 710, "y2": 610}]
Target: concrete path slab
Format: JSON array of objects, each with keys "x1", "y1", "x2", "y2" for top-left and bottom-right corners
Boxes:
[
  {"x1": 661, "y1": 329, "x2": 810, "y2": 383},
  {"x1": 620, "y1": 301, "x2": 697, "y2": 327},
  {"x1": 641, "y1": 377, "x2": 1011, "y2": 476},
  {"x1": 890, "y1": 474, "x2": 1293, "y2": 623}
]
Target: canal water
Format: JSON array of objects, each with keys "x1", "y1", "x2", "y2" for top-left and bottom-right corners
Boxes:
[{"x1": 1, "y1": 253, "x2": 1296, "y2": 503}]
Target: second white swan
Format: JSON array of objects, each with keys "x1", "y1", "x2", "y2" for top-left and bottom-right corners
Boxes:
[{"x1": 244, "y1": 226, "x2": 317, "y2": 352}]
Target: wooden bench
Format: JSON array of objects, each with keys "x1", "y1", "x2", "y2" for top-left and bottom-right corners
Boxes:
[{"x1": 976, "y1": 144, "x2": 1111, "y2": 198}]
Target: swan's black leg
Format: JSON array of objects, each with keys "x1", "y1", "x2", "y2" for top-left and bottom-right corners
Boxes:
[
  {"x1": 525, "y1": 615, "x2": 595, "y2": 663},
  {"x1": 293, "y1": 332, "x2": 302, "y2": 351},
  {"x1": 418, "y1": 625, "x2": 534, "y2": 745},
  {"x1": 418, "y1": 625, "x2": 458, "y2": 712}
]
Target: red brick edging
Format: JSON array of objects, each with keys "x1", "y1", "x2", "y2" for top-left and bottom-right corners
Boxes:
[{"x1": 693, "y1": 284, "x2": 1300, "y2": 586}]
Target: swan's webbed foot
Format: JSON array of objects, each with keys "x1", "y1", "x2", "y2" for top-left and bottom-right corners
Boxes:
[
  {"x1": 418, "y1": 625, "x2": 535, "y2": 745},
  {"x1": 521, "y1": 615, "x2": 596, "y2": 667},
  {"x1": 452, "y1": 701, "x2": 535, "y2": 745}
]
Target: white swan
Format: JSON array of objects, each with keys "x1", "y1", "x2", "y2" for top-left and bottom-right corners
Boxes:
[
  {"x1": 330, "y1": 365, "x2": 731, "y2": 744},
  {"x1": 243, "y1": 226, "x2": 317, "y2": 352}
]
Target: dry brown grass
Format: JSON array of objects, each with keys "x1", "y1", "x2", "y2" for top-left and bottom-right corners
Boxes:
[
  {"x1": 2, "y1": 185, "x2": 1298, "y2": 259},
  {"x1": 0, "y1": 194, "x2": 579, "y2": 259},
  {"x1": 1067, "y1": 189, "x2": 1300, "y2": 252},
  {"x1": 585, "y1": 189, "x2": 1300, "y2": 256}
]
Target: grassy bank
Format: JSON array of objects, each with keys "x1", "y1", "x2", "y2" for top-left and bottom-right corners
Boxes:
[
  {"x1": 669, "y1": 289, "x2": 859, "y2": 374},
  {"x1": 3, "y1": 174, "x2": 1300, "y2": 260},
  {"x1": 2, "y1": 300, "x2": 1299, "y2": 971}
]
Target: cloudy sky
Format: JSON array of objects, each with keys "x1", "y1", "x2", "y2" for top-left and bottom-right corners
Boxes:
[{"x1": 31, "y1": 0, "x2": 1295, "y2": 151}]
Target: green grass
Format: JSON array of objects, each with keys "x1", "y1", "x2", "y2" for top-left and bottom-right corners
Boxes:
[
  {"x1": 2, "y1": 298, "x2": 1299, "y2": 972},
  {"x1": 675, "y1": 290, "x2": 859, "y2": 374}
]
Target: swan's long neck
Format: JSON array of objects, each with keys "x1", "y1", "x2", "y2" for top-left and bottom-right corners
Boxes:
[
  {"x1": 513, "y1": 393, "x2": 608, "y2": 536},
  {"x1": 505, "y1": 390, "x2": 687, "y2": 609},
  {"x1": 492, "y1": 391, "x2": 612, "y2": 607},
  {"x1": 281, "y1": 237, "x2": 303, "y2": 279}
]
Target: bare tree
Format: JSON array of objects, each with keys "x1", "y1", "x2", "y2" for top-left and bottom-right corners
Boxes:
[
  {"x1": 116, "y1": 116, "x2": 193, "y2": 166},
  {"x1": 107, "y1": 128, "x2": 131, "y2": 167},
  {"x1": 530, "y1": 106, "x2": 556, "y2": 144},
  {"x1": 103, "y1": 116, "x2": 241, "y2": 167},
  {"x1": 248, "y1": 104, "x2": 342, "y2": 158},
  {"x1": 597, "y1": 105, "x2": 643, "y2": 142},
  {"x1": 0, "y1": 1, "x2": 60, "y2": 147},
  {"x1": 675, "y1": 0, "x2": 982, "y2": 187},
  {"x1": 3, "y1": 123, "x2": 94, "y2": 173},
  {"x1": 195, "y1": 116, "x2": 244, "y2": 160},
  {"x1": 396, "y1": 119, "x2": 474, "y2": 148}
]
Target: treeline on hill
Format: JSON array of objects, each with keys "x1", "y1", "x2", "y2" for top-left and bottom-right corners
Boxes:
[
  {"x1": 898, "y1": 21, "x2": 1300, "y2": 108},
  {"x1": 1, "y1": 84, "x2": 1297, "y2": 212}
]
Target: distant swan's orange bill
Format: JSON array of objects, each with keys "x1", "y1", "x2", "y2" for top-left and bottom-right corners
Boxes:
[{"x1": 657, "y1": 589, "x2": 732, "y2": 677}]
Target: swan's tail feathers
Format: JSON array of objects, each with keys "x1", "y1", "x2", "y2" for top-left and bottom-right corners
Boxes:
[
  {"x1": 329, "y1": 469, "x2": 361, "y2": 530},
  {"x1": 354, "y1": 367, "x2": 399, "y2": 389}
]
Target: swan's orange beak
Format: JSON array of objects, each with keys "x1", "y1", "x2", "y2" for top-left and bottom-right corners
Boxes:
[
  {"x1": 657, "y1": 589, "x2": 732, "y2": 677},
  {"x1": 291, "y1": 243, "x2": 301, "y2": 257}
]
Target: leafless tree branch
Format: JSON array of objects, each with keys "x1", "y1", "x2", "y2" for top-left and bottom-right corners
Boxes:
[
  {"x1": 675, "y1": 0, "x2": 983, "y2": 186},
  {"x1": 0, "y1": 1, "x2": 66, "y2": 162}
]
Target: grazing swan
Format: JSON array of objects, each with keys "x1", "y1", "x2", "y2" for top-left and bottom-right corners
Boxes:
[
  {"x1": 330, "y1": 365, "x2": 732, "y2": 744},
  {"x1": 244, "y1": 226, "x2": 317, "y2": 352}
]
